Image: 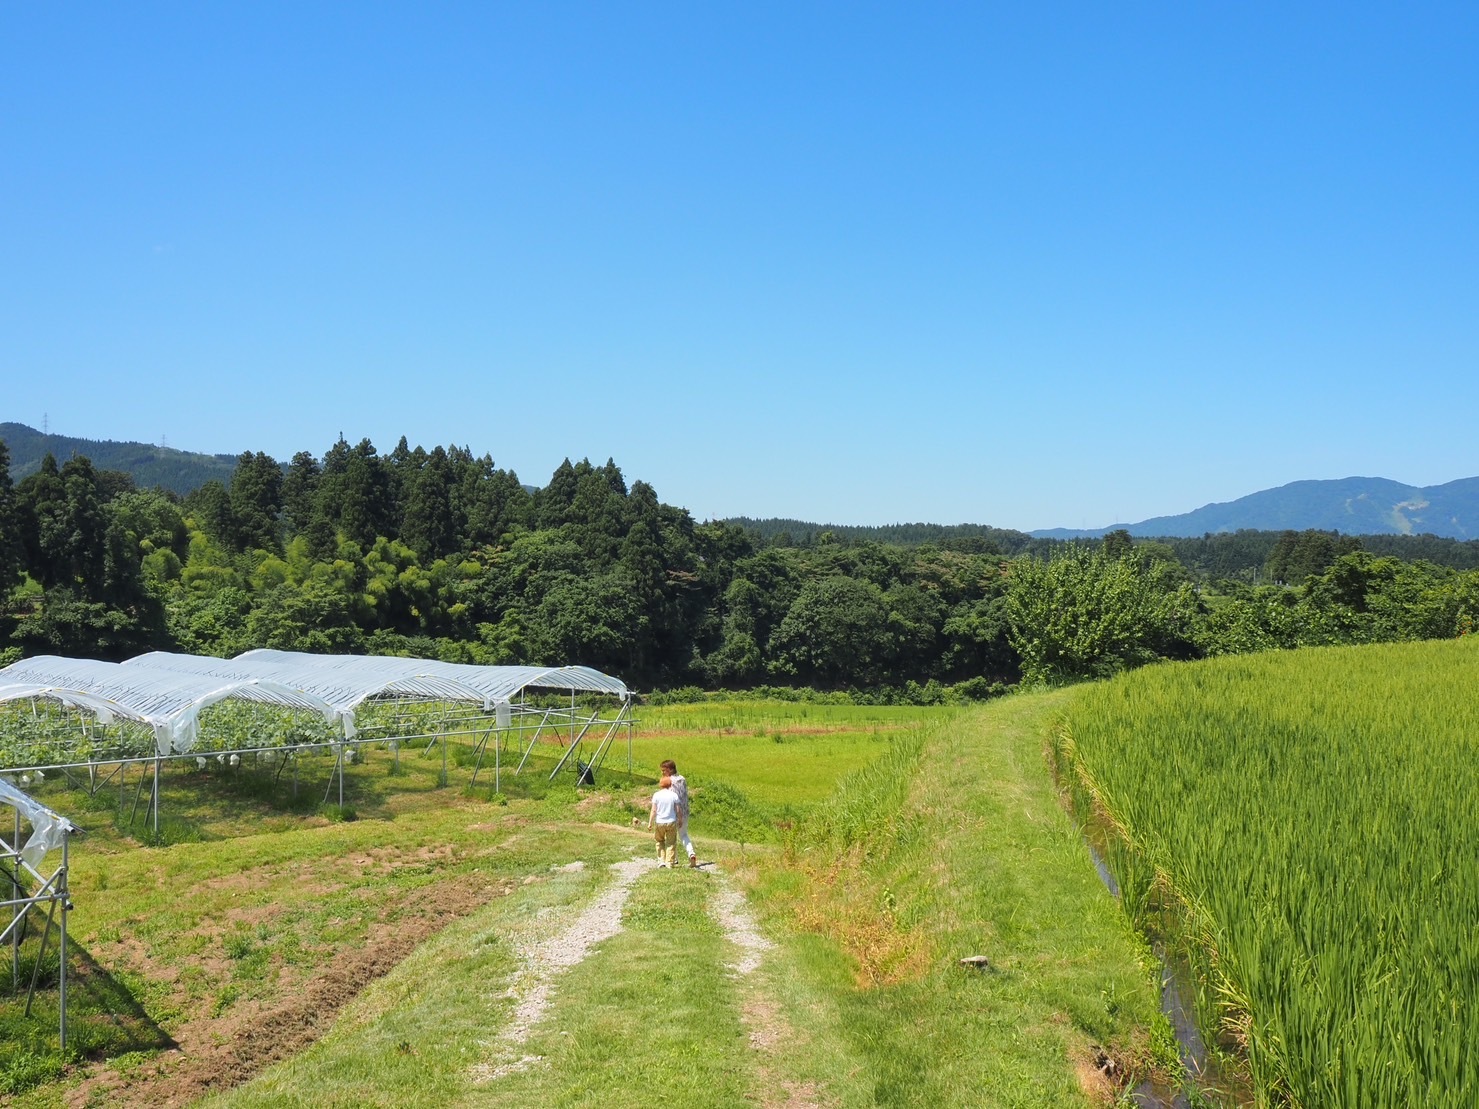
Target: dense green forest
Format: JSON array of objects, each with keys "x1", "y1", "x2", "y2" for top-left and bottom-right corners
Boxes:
[
  {"x1": 2, "y1": 434, "x2": 1478, "y2": 696},
  {"x1": 0, "y1": 421, "x2": 237, "y2": 495}
]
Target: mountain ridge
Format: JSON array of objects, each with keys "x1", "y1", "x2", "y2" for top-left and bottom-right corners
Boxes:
[
  {"x1": 1, "y1": 422, "x2": 238, "y2": 495},
  {"x1": 1033, "y1": 476, "x2": 1479, "y2": 540}
]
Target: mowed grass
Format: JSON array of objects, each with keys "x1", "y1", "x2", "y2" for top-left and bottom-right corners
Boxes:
[
  {"x1": 8, "y1": 694, "x2": 1168, "y2": 1106},
  {"x1": 741, "y1": 692, "x2": 1175, "y2": 1104}
]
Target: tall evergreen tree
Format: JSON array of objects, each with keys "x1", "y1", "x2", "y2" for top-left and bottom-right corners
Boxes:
[
  {"x1": 401, "y1": 446, "x2": 457, "y2": 562},
  {"x1": 187, "y1": 479, "x2": 239, "y2": 551},
  {"x1": 337, "y1": 439, "x2": 395, "y2": 549},
  {"x1": 230, "y1": 451, "x2": 284, "y2": 552},
  {"x1": 536, "y1": 459, "x2": 579, "y2": 529},
  {"x1": 18, "y1": 455, "x2": 109, "y2": 591},
  {"x1": 280, "y1": 451, "x2": 322, "y2": 537},
  {"x1": 0, "y1": 439, "x2": 21, "y2": 596}
]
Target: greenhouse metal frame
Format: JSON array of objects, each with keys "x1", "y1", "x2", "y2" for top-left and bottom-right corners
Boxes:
[
  {"x1": 1, "y1": 777, "x2": 74, "y2": 1053},
  {"x1": 0, "y1": 650, "x2": 632, "y2": 1058},
  {"x1": 0, "y1": 650, "x2": 635, "y2": 832}
]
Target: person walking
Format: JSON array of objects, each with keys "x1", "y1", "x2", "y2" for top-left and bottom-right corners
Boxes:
[
  {"x1": 648, "y1": 775, "x2": 681, "y2": 867},
  {"x1": 661, "y1": 759, "x2": 698, "y2": 868}
]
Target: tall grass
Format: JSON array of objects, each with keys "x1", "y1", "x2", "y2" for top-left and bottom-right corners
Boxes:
[{"x1": 1058, "y1": 637, "x2": 1479, "y2": 1106}]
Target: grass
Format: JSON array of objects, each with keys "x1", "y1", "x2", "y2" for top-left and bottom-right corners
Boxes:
[
  {"x1": 628, "y1": 702, "x2": 930, "y2": 846},
  {"x1": 5, "y1": 694, "x2": 1170, "y2": 1107},
  {"x1": 1059, "y1": 637, "x2": 1479, "y2": 1106},
  {"x1": 741, "y1": 691, "x2": 1176, "y2": 1104}
]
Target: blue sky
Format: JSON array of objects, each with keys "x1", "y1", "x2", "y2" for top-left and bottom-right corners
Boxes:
[{"x1": 3, "y1": 4, "x2": 1475, "y2": 531}]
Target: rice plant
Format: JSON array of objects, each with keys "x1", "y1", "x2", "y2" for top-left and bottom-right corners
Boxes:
[{"x1": 1058, "y1": 638, "x2": 1479, "y2": 1106}]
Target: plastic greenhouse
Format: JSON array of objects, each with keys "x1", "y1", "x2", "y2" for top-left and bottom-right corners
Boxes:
[
  {"x1": 0, "y1": 649, "x2": 633, "y2": 1058},
  {"x1": 0, "y1": 650, "x2": 633, "y2": 814}
]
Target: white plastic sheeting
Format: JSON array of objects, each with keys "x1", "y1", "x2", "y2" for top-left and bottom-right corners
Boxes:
[
  {"x1": 0, "y1": 776, "x2": 74, "y2": 869},
  {"x1": 233, "y1": 649, "x2": 631, "y2": 703},
  {"x1": 0, "y1": 656, "x2": 343, "y2": 755},
  {"x1": 0, "y1": 650, "x2": 630, "y2": 766},
  {"x1": 123, "y1": 651, "x2": 495, "y2": 721},
  {"x1": 0, "y1": 682, "x2": 137, "y2": 728}
]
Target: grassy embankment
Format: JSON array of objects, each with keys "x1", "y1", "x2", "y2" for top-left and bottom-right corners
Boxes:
[
  {"x1": 6, "y1": 694, "x2": 1166, "y2": 1107},
  {"x1": 1058, "y1": 636, "x2": 1479, "y2": 1107}
]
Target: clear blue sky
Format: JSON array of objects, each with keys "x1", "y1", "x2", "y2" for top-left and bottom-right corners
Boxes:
[{"x1": 3, "y1": 4, "x2": 1475, "y2": 531}]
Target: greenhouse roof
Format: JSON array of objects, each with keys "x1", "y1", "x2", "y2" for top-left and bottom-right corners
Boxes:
[
  {"x1": 0, "y1": 655, "x2": 342, "y2": 755},
  {"x1": 0, "y1": 680, "x2": 157, "y2": 728},
  {"x1": 231, "y1": 649, "x2": 631, "y2": 703},
  {"x1": 0, "y1": 651, "x2": 629, "y2": 762},
  {"x1": 123, "y1": 650, "x2": 630, "y2": 712},
  {"x1": 123, "y1": 651, "x2": 495, "y2": 716}
]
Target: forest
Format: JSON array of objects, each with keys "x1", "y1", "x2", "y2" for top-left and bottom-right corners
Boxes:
[{"x1": 2, "y1": 434, "x2": 1478, "y2": 697}]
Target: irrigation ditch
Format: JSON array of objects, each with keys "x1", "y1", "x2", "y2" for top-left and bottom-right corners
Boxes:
[{"x1": 1086, "y1": 843, "x2": 1206, "y2": 1109}]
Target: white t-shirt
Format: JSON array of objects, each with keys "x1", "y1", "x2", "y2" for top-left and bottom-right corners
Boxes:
[
  {"x1": 669, "y1": 773, "x2": 689, "y2": 819},
  {"x1": 651, "y1": 786, "x2": 680, "y2": 825}
]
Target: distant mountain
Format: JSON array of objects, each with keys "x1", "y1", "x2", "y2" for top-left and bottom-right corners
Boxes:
[
  {"x1": 1033, "y1": 477, "x2": 1479, "y2": 540},
  {"x1": 0, "y1": 422, "x2": 238, "y2": 495}
]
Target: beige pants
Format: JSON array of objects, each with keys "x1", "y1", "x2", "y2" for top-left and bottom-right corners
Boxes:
[{"x1": 653, "y1": 822, "x2": 678, "y2": 866}]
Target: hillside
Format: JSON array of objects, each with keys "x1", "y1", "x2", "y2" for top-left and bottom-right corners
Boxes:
[
  {"x1": 1032, "y1": 476, "x2": 1479, "y2": 540},
  {"x1": 0, "y1": 421, "x2": 238, "y2": 495}
]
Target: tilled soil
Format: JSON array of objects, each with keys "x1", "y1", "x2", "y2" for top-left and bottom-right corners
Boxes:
[{"x1": 67, "y1": 870, "x2": 512, "y2": 1108}]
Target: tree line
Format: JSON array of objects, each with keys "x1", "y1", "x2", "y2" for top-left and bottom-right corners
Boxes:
[{"x1": 2, "y1": 434, "x2": 1477, "y2": 696}]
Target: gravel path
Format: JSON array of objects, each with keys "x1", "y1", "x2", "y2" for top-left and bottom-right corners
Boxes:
[
  {"x1": 473, "y1": 856, "x2": 776, "y2": 1088},
  {"x1": 711, "y1": 873, "x2": 773, "y2": 976},
  {"x1": 472, "y1": 855, "x2": 660, "y2": 1082}
]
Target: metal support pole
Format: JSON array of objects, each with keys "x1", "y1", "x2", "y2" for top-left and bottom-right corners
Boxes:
[
  {"x1": 323, "y1": 747, "x2": 346, "y2": 806},
  {"x1": 22, "y1": 894, "x2": 58, "y2": 1017},
  {"x1": 152, "y1": 757, "x2": 160, "y2": 842},
  {"x1": 548, "y1": 714, "x2": 599, "y2": 781},
  {"x1": 59, "y1": 835, "x2": 68, "y2": 1053},
  {"x1": 469, "y1": 723, "x2": 497, "y2": 788},
  {"x1": 10, "y1": 809, "x2": 18, "y2": 994}
]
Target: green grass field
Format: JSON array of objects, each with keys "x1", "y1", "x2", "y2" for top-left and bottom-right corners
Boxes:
[
  {"x1": 1059, "y1": 637, "x2": 1479, "y2": 1107},
  {"x1": 3, "y1": 694, "x2": 1170, "y2": 1107}
]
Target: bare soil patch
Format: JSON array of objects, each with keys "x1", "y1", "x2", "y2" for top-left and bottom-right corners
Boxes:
[{"x1": 67, "y1": 870, "x2": 513, "y2": 1108}]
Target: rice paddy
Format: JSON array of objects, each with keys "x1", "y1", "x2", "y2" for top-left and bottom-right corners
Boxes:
[{"x1": 1057, "y1": 637, "x2": 1479, "y2": 1106}]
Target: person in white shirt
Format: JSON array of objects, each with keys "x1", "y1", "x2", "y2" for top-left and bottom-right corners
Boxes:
[
  {"x1": 648, "y1": 776, "x2": 681, "y2": 867},
  {"x1": 661, "y1": 759, "x2": 697, "y2": 868}
]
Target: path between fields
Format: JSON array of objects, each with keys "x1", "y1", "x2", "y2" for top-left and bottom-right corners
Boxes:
[{"x1": 470, "y1": 854, "x2": 817, "y2": 1107}]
